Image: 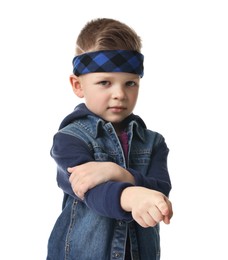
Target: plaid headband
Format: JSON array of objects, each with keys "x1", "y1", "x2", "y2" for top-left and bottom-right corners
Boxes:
[{"x1": 72, "y1": 50, "x2": 144, "y2": 77}]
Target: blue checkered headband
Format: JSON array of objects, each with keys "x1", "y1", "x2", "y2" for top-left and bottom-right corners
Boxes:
[{"x1": 72, "y1": 50, "x2": 144, "y2": 77}]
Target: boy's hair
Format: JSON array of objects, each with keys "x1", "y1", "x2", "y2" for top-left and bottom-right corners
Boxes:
[{"x1": 75, "y1": 18, "x2": 142, "y2": 55}]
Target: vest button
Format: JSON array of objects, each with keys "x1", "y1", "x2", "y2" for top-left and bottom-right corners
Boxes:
[{"x1": 114, "y1": 252, "x2": 120, "y2": 258}]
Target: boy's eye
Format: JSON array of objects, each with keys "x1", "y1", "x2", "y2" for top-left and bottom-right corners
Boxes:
[
  {"x1": 126, "y1": 81, "x2": 137, "y2": 87},
  {"x1": 97, "y1": 81, "x2": 110, "y2": 86}
]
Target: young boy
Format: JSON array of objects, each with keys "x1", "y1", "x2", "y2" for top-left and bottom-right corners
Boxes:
[{"x1": 47, "y1": 18, "x2": 173, "y2": 260}]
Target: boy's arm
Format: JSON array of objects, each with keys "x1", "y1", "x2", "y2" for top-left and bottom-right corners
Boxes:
[
  {"x1": 127, "y1": 139, "x2": 172, "y2": 197},
  {"x1": 67, "y1": 159, "x2": 173, "y2": 225},
  {"x1": 51, "y1": 132, "x2": 172, "y2": 223},
  {"x1": 51, "y1": 132, "x2": 134, "y2": 220},
  {"x1": 68, "y1": 161, "x2": 135, "y2": 199},
  {"x1": 51, "y1": 133, "x2": 94, "y2": 199},
  {"x1": 67, "y1": 137, "x2": 171, "y2": 198}
]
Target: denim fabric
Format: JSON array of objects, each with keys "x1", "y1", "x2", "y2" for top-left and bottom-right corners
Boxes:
[{"x1": 47, "y1": 112, "x2": 163, "y2": 260}]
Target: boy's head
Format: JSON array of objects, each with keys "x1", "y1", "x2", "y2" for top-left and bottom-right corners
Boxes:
[
  {"x1": 75, "y1": 18, "x2": 142, "y2": 54},
  {"x1": 70, "y1": 18, "x2": 144, "y2": 129}
]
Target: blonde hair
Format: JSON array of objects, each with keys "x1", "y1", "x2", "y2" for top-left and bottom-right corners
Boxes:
[{"x1": 75, "y1": 18, "x2": 142, "y2": 55}]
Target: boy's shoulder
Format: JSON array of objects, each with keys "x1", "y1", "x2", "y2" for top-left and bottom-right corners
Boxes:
[{"x1": 58, "y1": 103, "x2": 94, "y2": 130}]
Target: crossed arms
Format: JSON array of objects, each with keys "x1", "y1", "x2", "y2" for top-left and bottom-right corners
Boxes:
[{"x1": 52, "y1": 133, "x2": 173, "y2": 227}]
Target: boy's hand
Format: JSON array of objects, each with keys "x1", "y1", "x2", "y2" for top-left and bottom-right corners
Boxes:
[
  {"x1": 68, "y1": 162, "x2": 134, "y2": 199},
  {"x1": 120, "y1": 187, "x2": 173, "y2": 227},
  {"x1": 68, "y1": 162, "x2": 109, "y2": 199}
]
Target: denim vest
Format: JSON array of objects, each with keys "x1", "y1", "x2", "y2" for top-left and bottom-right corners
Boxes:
[{"x1": 47, "y1": 114, "x2": 162, "y2": 260}]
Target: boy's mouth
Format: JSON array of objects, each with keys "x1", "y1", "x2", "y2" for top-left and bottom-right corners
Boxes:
[{"x1": 108, "y1": 106, "x2": 126, "y2": 112}]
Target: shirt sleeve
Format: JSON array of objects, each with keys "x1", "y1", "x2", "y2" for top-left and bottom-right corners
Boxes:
[
  {"x1": 127, "y1": 138, "x2": 172, "y2": 197},
  {"x1": 51, "y1": 132, "x2": 133, "y2": 221}
]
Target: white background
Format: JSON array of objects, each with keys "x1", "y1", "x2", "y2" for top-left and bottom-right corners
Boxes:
[{"x1": 0, "y1": 0, "x2": 227, "y2": 259}]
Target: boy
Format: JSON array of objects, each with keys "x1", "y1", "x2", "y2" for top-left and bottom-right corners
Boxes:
[{"x1": 47, "y1": 18, "x2": 173, "y2": 260}]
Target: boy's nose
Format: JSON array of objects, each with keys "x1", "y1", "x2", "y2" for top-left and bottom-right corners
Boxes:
[{"x1": 113, "y1": 85, "x2": 126, "y2": 100}]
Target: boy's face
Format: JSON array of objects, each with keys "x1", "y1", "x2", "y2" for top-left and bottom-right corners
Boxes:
[{"x1": 73, "y1": 72, "x2": 140, "y2": 126}]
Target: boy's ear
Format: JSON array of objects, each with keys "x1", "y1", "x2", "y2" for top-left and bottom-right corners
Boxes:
[{"x1": 69, "y1": 74, "x2": 84, "y2": 98}]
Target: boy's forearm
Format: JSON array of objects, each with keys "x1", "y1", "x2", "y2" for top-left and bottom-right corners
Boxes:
[{"x1": 84, "y1": 181, "x2": 133, "y2": 220}]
